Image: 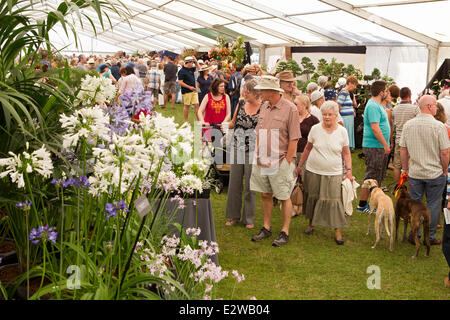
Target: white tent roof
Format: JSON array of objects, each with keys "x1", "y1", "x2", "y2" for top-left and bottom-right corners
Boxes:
[
  {"x1": 27, "y1": 0, "x2": 448, "y2": 53},
  {"x1": 24, "y1": 0, "x2": 450, "y2": 95}
]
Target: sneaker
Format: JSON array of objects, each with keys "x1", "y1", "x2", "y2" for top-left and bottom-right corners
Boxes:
[
  {"x1": 272, "y1": 231, "x2": 289, "y2": 247},
  {"x1": 251, "y1": 227, "x2": 272, "y2": 242},
  {"x1": 356, "y1": 204, "x2": 372, "y2": 213}
]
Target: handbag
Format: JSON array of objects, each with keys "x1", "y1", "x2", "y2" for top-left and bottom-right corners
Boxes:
[{"x1": 290, "y1": 180, "x2": 304, "y2": 206}]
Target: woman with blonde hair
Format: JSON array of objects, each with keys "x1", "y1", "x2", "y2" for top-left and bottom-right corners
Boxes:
[
  {"x1": 225, "y1": 79, "x2": 262, "y2": 228},
  {"x1": 337, "y1": 75, "x2": 358, "y2": 151}
]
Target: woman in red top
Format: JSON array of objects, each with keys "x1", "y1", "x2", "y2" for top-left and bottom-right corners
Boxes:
[{"x1": 198, "y1": 78, "x2": 231, "y2": 141}]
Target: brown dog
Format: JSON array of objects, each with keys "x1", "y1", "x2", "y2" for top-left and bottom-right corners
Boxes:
[
  {"x1": 394, "y1": 184, "x2": 431, "y2": 259},
  {"x1": 362, "y1": 179, "x2": 395, "y2": 252}
]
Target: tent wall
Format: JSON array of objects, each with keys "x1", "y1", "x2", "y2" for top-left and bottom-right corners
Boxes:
[
  {"x1": 365, "y1": 46, "x2": 428, "y2": 98},
  {"x1": 263, "y1": 45, "x2": 430, "y2": 99},
  {"x1": 438, "y1": 46, "x2": 450, "y2": 71},
  {"x1": 291, "y1": 48, "x2": 366, "y2": 75},
  {"x1": 264, "y1": 46, "x2": 285, "y2": 73}
]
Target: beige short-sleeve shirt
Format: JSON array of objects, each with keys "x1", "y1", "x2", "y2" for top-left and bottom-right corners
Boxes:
[
  {"x1": 255, "y1": 96, "x2": 301, "y2": 167},
  {"x1": 399, "y1": 113, "x2": 450, "y2": 179}
]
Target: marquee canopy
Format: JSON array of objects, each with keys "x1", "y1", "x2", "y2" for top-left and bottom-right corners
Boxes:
[
  {"x1": 22, "y1": 0, "x2": 450, "y2": 91},
  {"x1": 23, "y1": 0, "x2": 448, "y2": 51}
]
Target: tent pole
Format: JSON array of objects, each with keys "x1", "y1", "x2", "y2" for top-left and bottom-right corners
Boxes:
[{"x1": 427, "y1": 45, "x2": 439, "y2": 83}]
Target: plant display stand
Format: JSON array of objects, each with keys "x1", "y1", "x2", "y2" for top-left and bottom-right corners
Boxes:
[{"x1": 165, "y1": 195, "x2": 219, "y2": 265}]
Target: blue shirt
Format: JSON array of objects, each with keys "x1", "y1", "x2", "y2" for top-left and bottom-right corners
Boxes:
[
  {"x1": 337, "y1": 89, "x2": 354, "y2": 116},
  {"x1": 178, "y1": 67, "x2": 196, "y2": 94},
  {"x1": 362, "y1": 99, "x2": 390, "y2": 148}
]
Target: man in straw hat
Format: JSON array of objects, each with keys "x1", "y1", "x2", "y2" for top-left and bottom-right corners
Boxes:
[
  {"x1": 276, "y1": 71, "x2": 301, "y2": 103},
  {"x1": 250, "y1": 75, "x2": 301, "y2": 246}
]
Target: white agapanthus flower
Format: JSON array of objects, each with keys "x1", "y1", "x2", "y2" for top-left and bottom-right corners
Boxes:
[
  {"x1": 139, "y1": 113, "x2": 193, "y2": 159},
  {"x1": 156, "y1": 170, "x2": 180, "y2": 192},
  {"x1": 0, "y1": 143, "x2": 53, "y2": 189},
  {"x1": 179, "y1": 174, "x2": 203, "y2": 194},
  {"x1": 88, "y1": 133, "x2": 151, "y2": 195},
  {"x1": 183, "y1": 159, "x2": 209, "y2": 178},
  {"x1": 59, "y1": 107, "x2": 110, "y2": 148},
  {"x1": 75, "y1": 74, "x2": 116, "y2": 105}
]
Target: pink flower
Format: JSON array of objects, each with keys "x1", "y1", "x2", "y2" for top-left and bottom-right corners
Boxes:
[{"x1": 232, "y1": 270, "x2": 245, "y2": 282}]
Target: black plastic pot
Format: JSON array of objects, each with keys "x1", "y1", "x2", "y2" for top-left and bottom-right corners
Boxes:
[{"x1": 0, "y1": 239, "x2": 18, "y2": 267}]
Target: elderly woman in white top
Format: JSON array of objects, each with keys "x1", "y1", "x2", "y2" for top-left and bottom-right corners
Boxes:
[{"x1": 296, "y1": 101, "x2": 353, "y2": 245}]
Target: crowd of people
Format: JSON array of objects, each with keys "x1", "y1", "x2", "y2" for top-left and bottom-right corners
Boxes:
[{"x1": 68, "y1": 51, "x2": 449, "y2": 287}]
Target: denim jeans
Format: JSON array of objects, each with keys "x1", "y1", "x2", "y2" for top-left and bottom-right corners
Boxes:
[{"x1": 409, "y1": 174, "x2": 446, "y2": 240}]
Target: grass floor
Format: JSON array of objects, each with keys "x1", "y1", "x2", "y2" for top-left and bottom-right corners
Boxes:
[{"x1": 158, "y1": 103, "x2": 450, "y2": 300}]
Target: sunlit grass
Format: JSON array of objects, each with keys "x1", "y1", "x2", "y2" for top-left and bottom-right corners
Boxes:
[{"x1": 160, "y1": 104, "x2": 450, "y2": 300}]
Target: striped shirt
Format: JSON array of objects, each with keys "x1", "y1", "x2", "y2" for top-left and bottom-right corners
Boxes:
[
  {"x1": 391, "y1": 101, "x2": 419, "y2": 144},
  {"x1": 337, "y1": 89, "x2": 354, "y2": 116},
  {"x1": 145, "y1": 68, "x2": 161, "y2": 89},
  {"x1": 399, "y1": 113, "x2": 450, "y2": 180}
]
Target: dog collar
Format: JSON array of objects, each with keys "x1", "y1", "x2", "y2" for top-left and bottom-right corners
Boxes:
[{"x1": 369, "y1": 186, "x2": 377, "y2": 192}]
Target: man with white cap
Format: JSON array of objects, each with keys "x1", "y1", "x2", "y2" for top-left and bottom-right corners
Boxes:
[
  {"x1": 250, "y1": 75, "x2": 301, "y2": 247},
  {"x1": 178, "y1": 56, "x2": 200, "y2": 122}
]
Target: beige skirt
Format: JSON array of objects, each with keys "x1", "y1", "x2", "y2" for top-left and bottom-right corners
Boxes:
[{"x1": 303, "y1": 169, "x2": 349, "y2": 229}]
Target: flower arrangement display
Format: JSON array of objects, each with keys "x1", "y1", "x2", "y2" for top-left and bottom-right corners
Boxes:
[
  {"x1": 208, "y1": 36, "x2": 247, "y2": 81},
  {"x1": 0, "y1": 76, "x2": 245, "y2": 300},
  {"x1": 430, "y1": 72, "x2": 450, "y2": 97},
  {"x1": 208, "y1": 47, "x2": 232, "y2": 62}
]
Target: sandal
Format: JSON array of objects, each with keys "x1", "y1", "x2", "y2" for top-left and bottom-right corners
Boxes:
[
  {"x1": 225, "y1": 219, "x2": 239, "y2": 226},
  {"x1": 245, "y1": 224, "x2": 254, "y2": 229},
  {"x1": 305, "y1": 228, "x2": 314, "y2": 235}
]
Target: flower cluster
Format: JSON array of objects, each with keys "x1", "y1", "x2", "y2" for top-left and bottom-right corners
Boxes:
[
  {"x1": 57, "y1": 87, "x2": 205, "y2": 197},
  {"x1": 186, "y1": 228, "x2": 201, "y2": 237},
  {"x1": 105, "y1": 200, "x2": 129, "y2": 220},
  {"x1": 103, "y1": 105, "x2": 130, "y2": 136},
  {"x1": 179, "y1": 175, "x2": 203, "y2": 195},
  {"x1": 169, "y1": 194, "x2": 185, "y2": 210},
  {"x1": 60, "y1": 107, "x2": 111, "y2": 149},
  {"x1": 89, "y1": 133, "x2": 151, "y2": 195},
  {"x1": 134, "y1": 229, "x2": 236, "y2": 298},
  {"x1": 190, "y1": 260, "x2": 229, "y2": 283},
  {"x1": 208, "y1": 47, "x2": 232, "y2": 62},
  {"x1": 232, "y1": 270, "x2": 245, "y2": 283},
  {"x1": 119, "y1": 88, "x2": 153, "y2": 117},
  {"x1": 29, "y1": 225, "x2": 57, "y2": 244},
  {"x1": 183, "y1": 159, "x2": 209, "y2": 179},
  {"x1": 51, "y1": 176, "x2": 90, "y2": 189},
  {"x1": 139, "y1": 113, "x2": 193, "y2": 159},
  {"x1": 0, "y1": 143, "x2": 53, "y2": 188},
  {"x1": 16, "y1": 200, "x2": 32, "y2": 210},
  {"x1": 75, "y1": 75, "x2": 116, "y2": 105}
]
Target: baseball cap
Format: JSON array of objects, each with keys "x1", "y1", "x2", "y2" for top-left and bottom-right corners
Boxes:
[
  {"x1": 324, "y1": 88, "x2": 337, "y2": 101},
  {"x1": 310, "y1": 90, "x2": 324, "y2": 103}
]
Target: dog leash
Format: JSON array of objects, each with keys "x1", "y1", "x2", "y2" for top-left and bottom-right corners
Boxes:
[{"x1": 394, "y1": 173, "x2": 408, "y2": 198}]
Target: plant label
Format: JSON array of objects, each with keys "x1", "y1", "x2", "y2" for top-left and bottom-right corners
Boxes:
[
  {"x1": 135, "y1": 195, "x2": 151, "y2": 219},
  {"x1": 444, "y1": 208, "x2": 450, "y2": 225}
]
